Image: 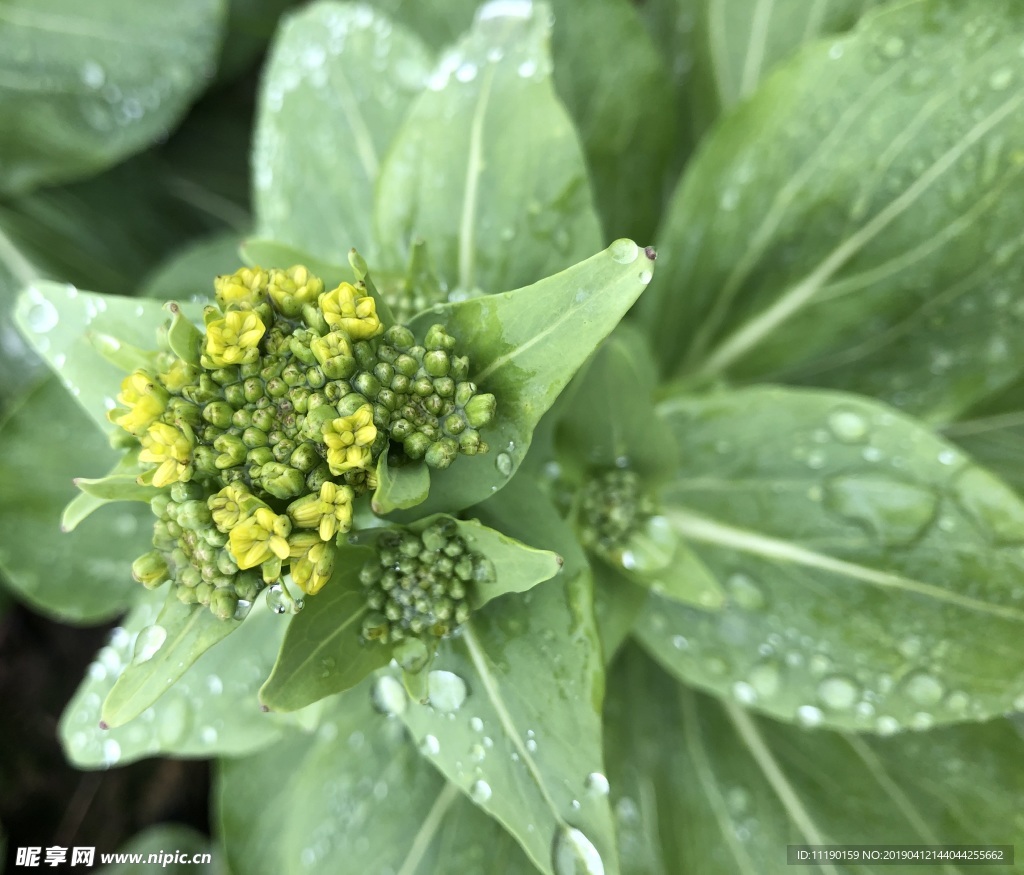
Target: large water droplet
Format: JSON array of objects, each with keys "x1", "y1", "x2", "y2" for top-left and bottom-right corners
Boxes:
[
  {"x1": 817, "y1": 675, "x2": 860, "y2": 710},
  {"x1": 495, "y1": 453, "x2": 513, "y2": 476},
  {"x1": 552, "y1": 826, "x2": 605, "y2": 875},
  {"x1": 609, "y1": 238, "x2": 639, "y2": 264},
  {"x1": 904, "y1": 671, "x2": 944, "y2": 706},
  {"x1": 80, "y1": 60, "x2": 106, "y2": 89},
  {"x1": 420, "y1": 734, "x2": 440, "y2": 756},
  {"x1": 796, "y1": 705, "x2": 823, "y2": 727},
  {"x1": 428, "y1": 670, "x2": 468, "y2": 712},
  {"x1": 371, "y1": 675, "x2": 408, "y2": 717},
  {"x1": 823, "y1": 475, "x2": 937, "y2": 546},
  {"x1": 266, "y1": 585, "x2": 289, "y2": 614},
  {"x1": 132, "y1": 625, "x2": 166, "y2": 664},
  {"x1": 585, "y1": 772, "x2": 610, "y2": 797},
  {"x1": 827, "y1": 408, "x2": 869, "y2": 443},
  {"x1": 471, "y1": 779, "x2": 492, "y2": 803},
  {"x1": 26, "y1": 298, "x2": 59, "y2": 333}
]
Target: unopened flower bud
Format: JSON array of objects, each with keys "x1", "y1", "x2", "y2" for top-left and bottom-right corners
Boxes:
[
  {"x1": 215, "y1": 267, "x2": 268, "y2": 308},
  {"x1": 210, "y1": 589, "x2": 239, "y2": 620},
  {"x1": 464, "y1": 393, "x2": 496, "y2": 428},
  {"x1": 203, "y1": 310, "x2": 266, "y2": 367},
  {"x1": 425, "y1": 437, "x2": 459, "y2": 469},
  {"x1": 260, "y1": 462, "x2": 306, "y2": 499},
  {"x1": 132, "y1": 551, "x2": 169, "y2": 589}
]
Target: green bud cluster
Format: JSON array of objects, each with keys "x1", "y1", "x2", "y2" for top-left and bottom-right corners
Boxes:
[
  {"x1": 577, "y1": 469, "x2": 657, "y2": 556},
  {"x1": 358, "y1": 521, "x2": 495, "y2": 644},
  {"x1": 136, "y1": 482, "x2": 261, "y2": 619}
]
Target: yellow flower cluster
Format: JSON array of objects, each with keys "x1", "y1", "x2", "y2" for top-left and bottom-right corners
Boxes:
[
  {"x1": 111, "y1": 370, "x2": 169, "y2": 436},
  {"x1": 320, "y1": 282, "x2": 382, "y2": 340},
  {"x1": 203, "y1": 310, "x2": 266, "y2": 367},
  {"x1": 322, "y1": 404, "x2": 377, "y2": 475},
  {"x1": 139, "y1": 421, "x2": 193, "y2": 487}
]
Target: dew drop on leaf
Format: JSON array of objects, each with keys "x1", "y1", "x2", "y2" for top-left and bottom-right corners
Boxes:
[
  {"x1": 584, "y1": 772, "x2": 610, "y2": 797},
  {"x1": 725, "y1": 572, "x2": 766, "y2": 611},
  {"x1": 796, "y1": 705, "x2": 824, "y2": 727},
  {"x1": 371, "y1": 675, "x2": 408, "y2": 717},
  {"x1": 608, "y1": 238, "x2": 639, "y2": 264},
  {"x1": 552, "y1": 827, "x2": 605, "y2": 875},
  {"x1": 903, "y1": 671, "x2": 944, "y2": 706},
  {"x1": 427, "y1": 670, "x2": 468, "y2": 712},
  {"x1": 827, "y1": 408, "x2": 869, "y2": 443},
  {"x1": 26, "y1": 298, "x2": 59, "y2": 333},
  {"x1": 420, "y1": 734, "x2": 440, "y2": 756},
  {"x1": 131, "y1": 625, "x2": 167, "y2": 664},
  {"x1": 495, "y1": 453, "x2": 513, "y2": 476},
  {"x1": 266, "y1": 585, "x2": 289, "y2": 614},
  {"x1": 470, "y1": 779, "x2": 492, "y2": 803},
  {"x1": 817, "y1": 675, "x2": 860, "y2": 710}
]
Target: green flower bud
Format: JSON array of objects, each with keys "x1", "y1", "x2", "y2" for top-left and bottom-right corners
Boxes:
[
  {"x1": 224, "y1": 382, "x2": 246, "y2": 408},
  {"x1": 202, "y1": 401, "x2": 234, "y2": 429},
  {"x1": 384, "y1": 325, "x2": 415, "y2": 349},
  {"x1": 305, "y1": 368, "x2": 326, "y2": 389},
  {"x1": 247, "y1": 446, "x2": 275, "y2": 467},
  {"x1": 289, "y1": 332, "x2": 319, "y2": 365},
  {"x1": 412, "y1": 377, "x2": 434, "y2": 397},
  {"x1": 404, "y1": 432, "x2": 431, "y2": 460},
  {"x1": 434, "y1": 378, "x2": 455, "y2": 399},
  {"x1": 289, "y1": 442, "x2": 321, "y2": 473},
  {"x1": 306, "y1": 463, "x2": 332, "y2": 492},
  {"x1": 390, "y1": 374, "x2": 411, "y2": 394},
  {"x1": 459, "y1": 430, "x2": 482, "y2": 454},
  {"x1": 178, "y1": 499, "x2": 212, "y2": 530},
  {"x1": 242, "y1": 426, "x2": 269, "y2": 448},
  {"x1": 443, "y1": 414, "x2": 465, "y2": 435},
  {"x1": 373, "y1": 362, "x2": 395, "y2": 386},
  {"x1": 210, "y1": 589, "x2": 239, "y2": 619},
  {"x1": 132, "y1": 551, "x2": 169, "y2": 589},
  {"x1": 377, "y1": 389, "x2": 398, "y2": 412},
  {"x1": 171, "y1": 482, "x2": 204, "y2": 503},
  {"x1": 464, "y1": 393, "x2": 496, "y2": 428},
  {"x1": 450, "y1": 356, "x2": 470, "y2": 381},
  {"x1": 390, "y1": 418, "x2": 413, "y2": 440},
  {"x1": 424, "y1": 324, "x2": 456, "y2": 352},
  {"x1": 243, "y1": 378, "x2": 264, "y2": 403},
  {"x1": 177, "y1": 586, "x2": 199, "y2": 605},
  {"x1": 395, "y1": 354, "x2": 419, "y2": 377},
  {"x1": 423, "y1": 350, "x2": 450, "y2": 377},
  {"x1": 251, "y1": 407, "x2": 275, "y2": 432},
  {"x1": 214, "y1": 434, "x2": 247, "y2": 468},
  {"x1": 337, "y1": 392, "x2": 371, "y2": 417},
  {"x1": 425, "y1": 437, "x2": 458, "y2": 469},
  {"x1": 260, "y1": 462, "x2": 306, "y2": 499},
  {"x1": 353, "y1": 340, "x2": 377, "y2": 371},
  {"x1": 266, "y1": 377, "x2": 288, "y2": 399}
]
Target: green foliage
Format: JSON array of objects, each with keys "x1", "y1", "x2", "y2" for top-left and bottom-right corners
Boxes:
[{"x1": 4, "y1": 0, "x2": 1024, "y2": 872}]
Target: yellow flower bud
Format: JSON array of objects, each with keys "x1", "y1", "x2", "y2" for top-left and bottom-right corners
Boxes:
[
  {"x1": 322, "y1": 404, "x2": 377, "y2": 475},
  {"x1": 112, "y1": 370, "x2": 169, "y2": 436},
  {"x1": 310, "y1": 330, "x2": 352, "y2": 366},
  {"x1": 203, "y1": 310, "x2": 266, "y2": 367},
  {"x1": 268, "y1": 265, "x2": 325, "y2": 316},
  {"x1": 287, "y1": 481, "x2": 355, "y2": 540},
  {"x1": 319, "y1": 282, "x2": 382, "y2": 340},
  {"x1": 208, "y1": 482, "x2": 263, "y2": 532},
  {"x1": 228, "y1": 507, "x2": 292, "y2": 570},
  {"x1": 214, "y1": 267, "x2": 269, "y2": 308},
  {"x1": 291, "y1": 538, "x2": 336, "y2": 595},
  {"x1": 139, "y1": 421, "x2": 193, "y2": 487}
]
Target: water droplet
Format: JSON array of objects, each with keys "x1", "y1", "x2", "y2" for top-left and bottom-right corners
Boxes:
[
  {"x1": 526, "y1": 737, "x2": 538, "y2": 752},
  {"x1": 371, "y1": 675, "x2": 408, "y2": 716},
  {"x1": 266, "y1": 585, "x2": 289, "y2": 614},
  {"x1": 428, "y1": 670, "x2": 468, "y2": 712},
  {"x1": 638, "y1": 269, "x2": 653, "y2": 284},
  {"x1": 456, "y1": 61, "x2": 478, "y2": 82},
  {"x1": 897, "y1": 635, "x2": 922, "y2": 659},
  {"x1": 879, "y1": 35, "x2": 906, "y2": 59},
  {"x1": 585, "y1": 772, "x2": 610, "y2": 797},
  {"x1": 823, "y1": 475, "x2": 937, "y2": 546},
  {"x1": 796, "y1": 705, "x2": 823, "y2": 727},
  {"x1": 609, "y1": 239, "x2": 639, "y2": 264},
  {"x1": 201, "y1": 726, "x2": 218, "y2": 744},
  {"x1": 904, "y1": 671, "x2": 944, "y2": 706},
  {"x1": 875, "y1": 715, "x2": 900, "y2": 735},
  {"x1": 470, "y1": 716, "x2": 484, "y2": 732},
  {"x1": 748, "y1": 661, "x2": 780, "y2": 698},
  {"x1": 817, "y1": 675, "x2": 859, "y2": 710},
  {"x1": 102, "y1": 739, "x2": 121, "y2": 766},
  {"x1": 946, "y1": 691, "x2": 970, "y2": 712},
  {"x1": 471, "y1": 779, "x2": 492, "y2": 803},
  {"x1": 496, "y1": 453, "x2": 513, "y2": 476},
  {"x1": 477, "y1": 0, "x2": 534, "y2": 22},
  {"x1": 80, "y1": 60, "x2": 106, "y2": 89},
  {"x1": 131, "y1": 625, "x2": 166, "y2": 664},
  {"x1": 732, "y1": 681, "x2": 757, "y2": 705},
  {"x1": 827, "y1": 408, "x2": 869, "y2": 443},
  {"x1": 233, "y1": 599, "x2": 252, "y2": 620},
  {"x1": 517, "y1": 59, "x2": 538, "y2": 78},
  {"x1": 671, "y1": 634, "x2": 688, "y2": 650},
  {"x1": 989, "y1": 67, "x2": 1013, "y2": 91},
  {"x1": 726, "y1": 572, "x2": 765, "y2": 611},
  {"x1": 26, "y1": 298, "x2": 58, "y2": 333},
  {"x1": 420, "y1": 734, "x2": 440, "y2": 756},
  {"x1": 206, "y1": 675, "x2": 223, "y2": 695},
  {"x1": 552, "y1": 826, "x2": 605, "y2": 875},
  {"x1": 909, "y1": 712, "x2": 933, "y2": 730}
]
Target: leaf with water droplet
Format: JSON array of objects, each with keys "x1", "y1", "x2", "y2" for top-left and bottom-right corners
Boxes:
[
  {"x1": 0, "y1": 378, "x2": 150, "y2": 621},
  {"x1": 641, "y1": 385, "x2": 1024, "y2": 730},
  {"x1": 219, "y1": 676, "x2": 536, "y2": 875},
  {"x1": 259, "y1": 544, "x2": 392, "y2": 712},
  {"x1": 402, "y1": 240, "x2": 656, "y2": 517},
  {"x1": 606, "y1": 645, "x2": 1024, "y2": 875},
  {"x1": 13, "y1": 283, "x2": 204, "y2": 436},
  {"x1": 372, "y1": 450, "x2": 431, "y2": 514},
  {"x1": 101, "y1": 588, "x2": 241, "y2": 728},
  {"x1": 398, "y1": 483, "x2": 620, "y2": 875},
  {"x1": 645, "y1": 0, "x2": 1024, "y2": 423},
  {"x1": 0, "y1": 0, "x2": 224, "y2": 195},
  {"x1": 375, "y1": 0, "x2": 602, "y2": 297}
]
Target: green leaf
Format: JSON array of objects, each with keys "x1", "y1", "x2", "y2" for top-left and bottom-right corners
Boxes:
[
  {"x1": 407, "y1": 240, "x2": 657, "y2": 515},
  {"x1": 0, "y1": 378, "x2": 148, "y2": 622},
  {"x1": 96, "y1": 824, "x2": 225, "y2": 875},
  {"x1": 548, "y1": 0, "x2": 679, "y2": 243},
  {"x1": 218, "y1": 679, "x2": 538, "y2": 875},
  {"x1": 13, "y1": 283, "x2": 204, "y2": 435},
  {"x1": 0, "y1": 0, "x2": 225, "y2": 195},
  {"x1": 639, "y1": 384, "x2": 1024, "y2": 732},
  {"x1": 101, "y1": 590, "x2": 240, "y2": 727},
  {"x1": 372, "y1": 452, "x2": 431, "y2": 513},
  {"x1": 374, "y1": 1, "x2": 602, "y2": 297},
  {"x1": 73, "y1": 452, "x2": 153, "y2": 503},
  {"x1": 613, "y1": 537, "x2": 725, "y2": 610},
  {"x1": 400, "y1": 484, "x2": 618, "y2": 875},
  {"x1": 606, "y1": 646, "x2": 1024, "y2": 875},
  {"x1": 644, "y1": 0, "x2": 1024, "y2": 423},
  {"x1": 259, "y1": 545, "x2": 392, "y2": 712},
  {"x1": 254, "y1": 2, "x2": 433, "y2": 263},
  {"x1": 450, "y1": 516, "x2": 562, "y2": 609},
  {"x1": 684, "y1": 0, "x2": 884, "y2": 139},
  {"x1": 61, "y1": 593, "x2": 315, "y2": 768},
  {"x1": 365, "y1": 0, "x2": 478, "y2": 50}
]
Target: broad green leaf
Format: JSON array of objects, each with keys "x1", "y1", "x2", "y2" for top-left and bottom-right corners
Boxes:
[
  {"x1": 374, "y1": 1, "x2": 602, "y2": 297},
  {"x1": 254, "y1": 2, "x2": 433, "y2": 262},
  {"x1": 606, "y1": 646, "x2": 1024, "y2": 875},
  {"x1": 218, "y1": 680, "x2": 537, "y2": 875},
  {"x1": 401, "y1": 485, "x2": 618, "y2": 875},
  {"x1": 13, "y1": 284, "x2": 204, "y2": 435},
  {"x1": 0, "y1": 0, "x2": 225, "y2": 195},
  {"x1": 101, "y1": 590, "x2": 240, "y2": 727},
  {"x1": 259, "y1": 545, "x2": 392, "y2": 711},
  {"x1": 644, "y1": 0, "x2": 1024, "y2": 423},
  {"x1": 0, "y1": 378, "x2": 148, "y2": 622},
  {"x1": 366, "y1": 0, "x2": 477, "y2": 50},
  {"x1": 372, "y1": 452, "x2": 431, "y2": 513},
  {"x1": 139, "y1": 232, "x2": 245, "y2": 302},
  {"x1": 685, "y1": 0, "x2": 884, "y2": 139},
  {"x1": 61, "y1": 594, "x2": 315, "y2": 769},
  {"x1": 548, "y1": 0, "x2": 679, "y2": 243},
  {"x1": 97, "y1": 824, "x2": 225, "y2": 875},
  {"x1": 406, "y1": 240, "x2": 656, "y2": 515},
  {"x1": 639, "y1": 385, "x2": 1024, "y2": 732}
]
